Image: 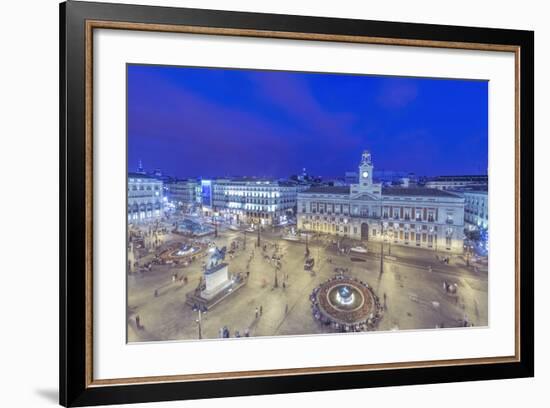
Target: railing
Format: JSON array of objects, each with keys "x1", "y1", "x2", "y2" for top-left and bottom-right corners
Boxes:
[{"x1": 349, "y1": 213, "x2": 381, "y2": 220}]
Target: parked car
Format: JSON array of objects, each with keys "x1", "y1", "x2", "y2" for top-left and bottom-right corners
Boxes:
[{"x1": 350, "y1": 246, "x2": 368, "y2": 254}]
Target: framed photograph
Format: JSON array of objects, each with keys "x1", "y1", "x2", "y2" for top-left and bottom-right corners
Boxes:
[{"x1": 60, "y1": 1, "x2": 534, "y2": 406}]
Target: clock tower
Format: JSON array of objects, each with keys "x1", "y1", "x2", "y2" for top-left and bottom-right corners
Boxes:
[
  {"x1": 350, "y1": 149, "x2": 381, "y2": 197},
  {"x1": 358, "y1": 150, "x2": 373, "y2": 188}
]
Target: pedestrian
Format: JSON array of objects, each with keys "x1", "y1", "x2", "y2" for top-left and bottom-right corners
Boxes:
[
  {"x1": 285, "y1": 304, "x2": 289, "y2": 315},
  {"x1": 255, "y1": 307, "x2": 259, "y2": 319},
  {"x1": 154, "y1": 289, "x2": 158, "y2": 297},
  {"x1": 260, "y1": 305, "x2": 263, "y2": 316},
  {"x1": 244, "y1": 328, "x2": 250, "y2": 337},
  {"x1": 135, "y1": 315, "x2": 141, "y2": 330}
]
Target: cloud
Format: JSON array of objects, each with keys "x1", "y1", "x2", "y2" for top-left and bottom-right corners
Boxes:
[
  {"x1": 377, "y1": 78, "x2": 418, "y2": 109},
  {"x1": 247, "y1": 72, "x2": 363, "y2": 152},
  {"x1": 128, "y1": 69, "x2": 304, "y2": 177}
]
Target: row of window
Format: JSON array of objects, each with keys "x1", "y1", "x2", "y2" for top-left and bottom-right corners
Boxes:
[
  {"x1": 215, "y1": 197, "x2": 294, "y2": 205},
  {"x1": 301, "y1": 216, "x2": 443, "y2": 232},
  {"x1": 302, "y1": 223, "x2": 454, "y2": 248},
  {"x1": 128, "y1": 193, "x2": 162, "y2": 199},
  {"x1": 128, "y1": 185, "x2": 161, "y2": 191}
]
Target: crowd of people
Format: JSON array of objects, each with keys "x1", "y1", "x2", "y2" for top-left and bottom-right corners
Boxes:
[{"x1": 219, "y1": 326, "x2": 251, "y2": 338}]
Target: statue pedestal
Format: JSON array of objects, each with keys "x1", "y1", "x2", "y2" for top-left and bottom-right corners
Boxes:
[{"x1": 201, "y1": 262, "x2": 232, "y2": 300}]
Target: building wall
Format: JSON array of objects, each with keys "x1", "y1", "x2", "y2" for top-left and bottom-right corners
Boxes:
[
  {"x1": 425, "y1": 176, "x2": 488, "y2": 191},
  {"x1": 128, "y1": 175, "x2": 164, "y2": 221},
  {"x1": 463, "y1": 190, "x2": 489, "y2": 229},
  {"x1": 211, "y1": 180, "x2": 299, "y2": 225},
  {"x1": 297, "y1": 193, "x2": 465, "y2": 253},
  {"x1": 166, "y1": 180, "x2": 197, "y2": 208}
]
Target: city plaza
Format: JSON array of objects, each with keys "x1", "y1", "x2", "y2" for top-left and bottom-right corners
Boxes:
[
  {"x1": 127, "y1": 215, "x2": 488, "y2": 342},
  {"x1": 127, "y1": 150, "x2": 488, "y2": 341}
]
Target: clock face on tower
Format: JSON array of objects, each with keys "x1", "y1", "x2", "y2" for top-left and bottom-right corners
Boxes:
[{"x1": 362, "y1": 171, "x2": 369, "y2": 178}]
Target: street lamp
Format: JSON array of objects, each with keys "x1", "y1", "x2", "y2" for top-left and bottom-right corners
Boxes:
[
  {"x1": 382, "y1": 222, "x2": 391, "y2": 257},
  {"x1": 273, "y1": 260, "x2": 279, "y2": 288},
  {"x1": 256, "y1": 221, "x2": 261, "y2": 248},
  {"x1": 465, "y1": 244, "x2": 472, "y2": 267},
  {"x1": 192, "y1": 303, "x2": 208, "y2": 340},
  {"x1": 380, "y1": 239, "x2": 384, "y2": 275},
  {"x1": 212, "y1": 212, "x2": 218, "y2": 238}
]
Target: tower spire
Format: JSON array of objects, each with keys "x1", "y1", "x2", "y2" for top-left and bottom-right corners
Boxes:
[{"x1": 357, "y1": 150, "x2": 374, "y2": 192}]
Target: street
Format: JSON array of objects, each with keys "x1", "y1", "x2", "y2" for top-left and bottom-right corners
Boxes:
[{"x1": 127, "y1": 218, "x2": 488, "y2": 342}]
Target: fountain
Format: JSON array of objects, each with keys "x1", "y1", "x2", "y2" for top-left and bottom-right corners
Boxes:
[
  {"x1": 335, "y1": 286, "x2": 355, "y2": 306},
  {"x1": 157, "y1": 241, "x2": 206, "y2": 264},
  {"x1": 310, "y1": 275, "x2": 383, "y2": 332},
  {"x1": 175, "y1": 218, "x2": 214, "y2": 237}
]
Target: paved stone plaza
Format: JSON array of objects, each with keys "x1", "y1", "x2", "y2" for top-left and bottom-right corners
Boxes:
[{"x1": 127, "y1": 217, "x2": 488, "y2": 342}]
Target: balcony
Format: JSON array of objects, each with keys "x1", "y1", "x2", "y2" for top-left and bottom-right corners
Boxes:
[{"x1": 350, "y1": 213, "x2": 381, "y2": 220}]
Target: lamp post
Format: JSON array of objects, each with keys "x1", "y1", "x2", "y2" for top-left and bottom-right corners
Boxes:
[
  {"x1": 274, "y1": 261, "x2": 279, "y2": 288},
  {"x1": 380, "y1": 240, "x2": 384, "y2": 275},
  {"x1": 256, "y1": 222, "x2": 261, "y2": 247},
  {"x1": 212, "y1": 213, "x2": 218, "y2": 238},
  {"x1": 382, "y1": 222, "x2": 391, "y2": 257},
  {"x1": 192, "y1": 303, "x2": 207, "y2": 340}
]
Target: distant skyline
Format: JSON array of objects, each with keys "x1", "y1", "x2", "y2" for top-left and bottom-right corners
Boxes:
[{"x1": 128, "y1": 64, "x2": 488, "y2": 179}]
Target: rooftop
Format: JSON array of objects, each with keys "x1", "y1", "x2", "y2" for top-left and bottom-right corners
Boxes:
[
  {"x1": 427, "y1": 175, "x2": 488, "y2": 182},
  {"x1": 302, "y1": 186, "x2": 351, "y2": 195},
  {"x1": 382, "y1": 187, "x2": 461, "y2": 198},
  {"x1": 462, "y1": 188, "x2": 489, "y2": 194},
  {"x1": 215, "y1": 177, "x2": 296, "y2": 186},
  {"x1": 128, "y1": 172, "x2": 160, "y2": 180},
  {"x1": 301, "y1": 185, "x2": 462, "y2": 198}
]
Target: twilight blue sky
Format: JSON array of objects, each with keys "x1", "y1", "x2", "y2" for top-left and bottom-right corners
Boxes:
[{"x1": 128, "y1": 64, "x2": 488, "y2": 179}]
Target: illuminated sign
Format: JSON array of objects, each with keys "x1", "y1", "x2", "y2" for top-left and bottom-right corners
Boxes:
[{"x1": 201, "y1": 180, "x2": 212, "y2": 207}]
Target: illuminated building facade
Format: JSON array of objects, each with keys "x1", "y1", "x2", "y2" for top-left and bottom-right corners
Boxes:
[
  {"x1": 425, "y1": 175, "x2": 488, "y2": 190},
  {"x1": 166, "y1": 179, "x2": 198, "y2": 209},
  {"x1": 210, "y1": 179, "x2": 299, "y2": 225},
  {"x1": 463, "y1": 189, "x2": 488, "y2": 230},
  {"x1": 297, "y1": 151, "x2": 466, "y2": 253},
  {"x1": 127, "y1": 173, "x2": 164, "y2": 221}
]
